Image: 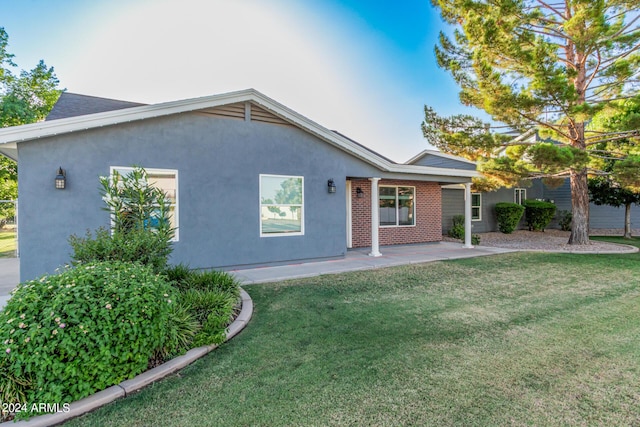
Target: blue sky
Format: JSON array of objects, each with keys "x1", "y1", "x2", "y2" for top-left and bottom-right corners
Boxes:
[{"x1": 3, "y1": 0, "x2": 481, "y2": 161}]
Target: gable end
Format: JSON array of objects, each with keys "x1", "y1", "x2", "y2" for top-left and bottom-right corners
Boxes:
[{"x1": 196, "y1": 102, "x2": 291, "y2": 126}]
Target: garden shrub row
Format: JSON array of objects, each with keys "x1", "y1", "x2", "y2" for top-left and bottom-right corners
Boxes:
[
  {"x1": 495, "y1": 200, "x2": 558, "y2": 233},
  {"x1": 1, "y1": 167, "x2": 241, "y2": 421}
]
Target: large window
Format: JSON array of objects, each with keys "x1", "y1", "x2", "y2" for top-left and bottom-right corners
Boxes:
[
  {"x1": 379, "y1": 186, "x2": 415, "y2": 227},
  {"x1": 260, "y1": 174, "x2": 304, "y2": 236},
  {"x1": 110, "y1": 167, "x2": 179, "y2": 241},
  {"x1": 471, "y1": 193, "x2": 481, "y2": 221},
  {"x1": 514, "y1": 188, "x2": 527, "y2": 205}
]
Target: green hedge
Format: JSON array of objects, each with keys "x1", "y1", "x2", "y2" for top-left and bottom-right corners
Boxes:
[
  {"x1": 69, "y1": 227, "x2": 172, "y2": 274},
  {"x1": 0, "y1": 262, "x2": 174, "y2": 419},
  {"x1": 523, "y1": 200, "x2": 556, "y2": 231},
  {"x1": 495, "y1": 202, "x2": 525, "y2": 234}
]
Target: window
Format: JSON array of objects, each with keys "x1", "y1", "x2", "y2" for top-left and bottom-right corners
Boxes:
[
  {"x1": 379, "y1": 186, "x2": 415, "y2": 227},
  {"x1": 110, "y1": 167, "x2": 179, "y2": 241},
  {"x1": 514, "y1": 188, "x2": 526, "y2": 205},
  {"x1": 471, "y1": 193, "x2": 481, "y2": 221},
  {"x1": 260, "y1": 174, "x2": 304, "y2": 236}
]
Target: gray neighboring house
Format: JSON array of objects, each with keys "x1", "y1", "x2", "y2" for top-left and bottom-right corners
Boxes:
[
  {"x1": 427, "y1": 130, "x2": 640, "y2": 234},
  {"x1": 0, "y1": 89, "x2": 479, "y2": 281}
]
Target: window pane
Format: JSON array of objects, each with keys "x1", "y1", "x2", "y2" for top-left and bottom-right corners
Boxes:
[
  {"x1": 471, "y1": 193, "x2": 481, "y2": 220},
  {"x1": 261, "y1": 176, "x2": 302, "y2": 204},
  {"x1": 261, "y1": 206, "x2": 302, "y2": 234},
  {"x1": 379, "y1": 187, "x2": 397, "y2": 226},
  {"x1": 260, "y1": 175, "x2": 304, "y2": 236},
  {"x1": 398, "y1": 187, "x2": 414, "y2": 225},
  {"x1": 472, "y1": 207, "x2": 480, "y2": 220}
]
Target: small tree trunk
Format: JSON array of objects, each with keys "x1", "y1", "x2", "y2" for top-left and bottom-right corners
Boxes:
[
  {"x1": 568, "y1": 168, "x2": 590, "y2": 245},
  {"x1": 624, "y1": 203, "x2": 632, "y2": 239}
]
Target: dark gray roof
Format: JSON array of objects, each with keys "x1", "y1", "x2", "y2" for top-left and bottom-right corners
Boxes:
[{"x1": 46, "y1": 92, "x2": 145, "y2": 121}]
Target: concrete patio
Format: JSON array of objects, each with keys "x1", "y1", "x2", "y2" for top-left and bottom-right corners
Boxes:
[{"x1": 0, "y1": 242, "x2": 515, "y2": 310}]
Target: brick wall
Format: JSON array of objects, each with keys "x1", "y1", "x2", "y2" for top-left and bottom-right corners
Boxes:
[{"x1": 350, "y1": 179, "x2": 442, "y2": 248}]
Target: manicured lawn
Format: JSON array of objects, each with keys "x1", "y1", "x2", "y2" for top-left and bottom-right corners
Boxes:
[
  {"x1": 0, "y1": 230, "x2": 16, "y2": 258},
  {"x1": 64, "y1": 239, "x2": 640, "y2": 426}
]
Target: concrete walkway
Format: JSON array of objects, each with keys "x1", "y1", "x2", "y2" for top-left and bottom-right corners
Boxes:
[
  {"x1": 230, "y1": 242, "x2": 515, "y2": 284},
  {"x1": 0, "y1": 243, "x2": 515, "y2": 310}
]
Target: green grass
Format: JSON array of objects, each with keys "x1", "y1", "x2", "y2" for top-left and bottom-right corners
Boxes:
[
  {"x1": 64, "y1": 239, "x2": 640, "y2": 426},
  {"x1": 0, "y1": 230, "x2": 16, "y2": 257}
]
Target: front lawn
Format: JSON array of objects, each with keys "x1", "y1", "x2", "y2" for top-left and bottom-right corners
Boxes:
[
  {"x1": 0, "y1": 230, "x2": 16, "y2": 258},
  {"x1": 65, "y1": 239, "x2": 640, "y2": 426}
]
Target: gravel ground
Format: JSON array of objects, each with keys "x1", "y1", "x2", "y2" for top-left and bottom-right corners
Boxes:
[{"x1": 444, "y1": 229, "x2": 639, "y2": 253}]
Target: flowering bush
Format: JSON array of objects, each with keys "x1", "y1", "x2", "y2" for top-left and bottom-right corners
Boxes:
[
  {"x1": 0, "y1": 261, "x2": 174, "y2": 420},
  {"x1": 69, "y1": 167, "x2": 174, "y2": 273}
]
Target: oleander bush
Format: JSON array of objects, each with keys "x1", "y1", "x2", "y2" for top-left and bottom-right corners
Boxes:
[
  {"x1": 524, "y1": 200, "x2": 557, "y2": 231},
  {"x1": 495, "y1": 202, "x2": 525, "y2": 234},
  {"x1": 0, "y1": 261, "x2": 174, "y2": 420}
]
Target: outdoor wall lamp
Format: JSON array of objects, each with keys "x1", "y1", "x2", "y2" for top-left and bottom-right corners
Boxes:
[
  {"x1": 356, "y1": 187, "x2": 364, "y2": 198},
  {"x1": 55, "y1": 167, "x2": 66, "y2": 189},
  {"x1": 327, "y1": 179, "x2": 336, "y2": 194}
]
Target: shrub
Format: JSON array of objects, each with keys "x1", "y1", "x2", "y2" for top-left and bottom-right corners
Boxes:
[
  {"x1": 448, "y1": 215, "x2": 465, "y2": 240},
  {"x1": 69, "y1": 227, "x2": 172, "y2": 274},
  {"x1": 164, "y1": 263, "x2": 192, "y2": 286},
  {"x1": 69, "y1": 167, "x2": 175, "y2": 274},
  {"x1": 153, "y1": 301, "x2": 201, "y2": 361},
  {"x1": 0, "y1": 261, "x2": 174, "y2": 420},
  {"x1": 495, "y1": 202, "x2": 525, "y2": 234},
  {"x1": 170, "y1": 269, "x2": 241, "y2": 347},
  {"x1": 558, "y1": 210, "x2": 572, "y2": 231},
  {"x1": 181, "y1": 289, "x2": 236, "y2": 347},
  {"x1": 524, "y1": 200, "x2": 557, "y2": 231}
]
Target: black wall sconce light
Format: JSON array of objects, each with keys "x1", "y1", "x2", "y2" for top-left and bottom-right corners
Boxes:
[
  {"x1": 327, "y1": 179, "x2": 336, "y2": 194},
  {"x1": 356, "y1": 187, "x2": 364, "y2": 198},
  {"x1": 55, "y1": 167, "x2": 66, "y2": 189}
]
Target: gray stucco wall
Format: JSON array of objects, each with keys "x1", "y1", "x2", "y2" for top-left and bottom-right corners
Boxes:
[{"x1": 18, "y1": 112, "x2": 387, "y2": 280}]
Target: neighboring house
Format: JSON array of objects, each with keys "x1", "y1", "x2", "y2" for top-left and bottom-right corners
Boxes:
[
  {"x1": 0, "y1": 89, "x2": 478, "y2": 281},
  {"x1": 431, "y1": 130, "x2": 640, "y2": 233}
]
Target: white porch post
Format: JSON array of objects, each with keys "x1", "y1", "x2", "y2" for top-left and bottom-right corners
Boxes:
[
  {"x1": 464, "y1": 182, "x2": 474, "y2": 248},
  {"x1": 369, "y1": 177, "x2": 382, "y2": 257}
]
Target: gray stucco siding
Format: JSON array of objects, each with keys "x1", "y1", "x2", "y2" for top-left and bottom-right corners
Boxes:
[{"x1": 17, "y1": 112, "x2": 385, "y2": 280}]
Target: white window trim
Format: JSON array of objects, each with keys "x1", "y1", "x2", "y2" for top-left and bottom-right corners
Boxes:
[
  {"x1": 379, "y1": 185, "x2": 416, "y2": 228},
  {"x1": 471, "y1": 192, "x2": 482, "y2": 221},
  {"x1": 514, "y1": 188, "x2": 527, "y2": 205},
  {"x1": 259, "y1": 174, "x2": 304, "y2": 237},
  {"x1": 110, "y1": 166, "x2": 179, "y2": 241}
]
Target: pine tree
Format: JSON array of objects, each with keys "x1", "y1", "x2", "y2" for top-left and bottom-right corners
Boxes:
[{"x1": 425, "y1": 0, "x2": 640, "y2": 244}]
